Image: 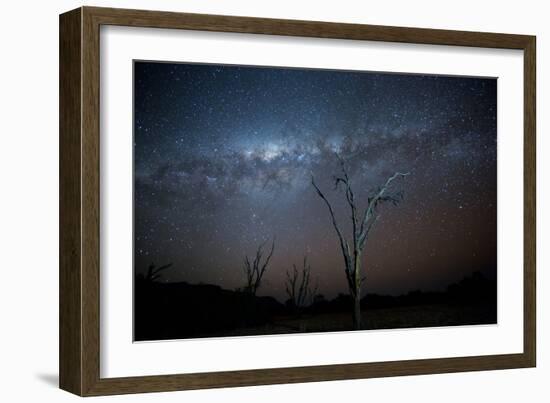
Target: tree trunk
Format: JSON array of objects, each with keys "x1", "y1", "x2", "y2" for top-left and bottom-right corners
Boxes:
[
  {"x1": 352, "y1": 255, "x2": 362, "y2": 330},
  {"x1": 353, "y1": 293, "x2": 361, "y2": 330}
]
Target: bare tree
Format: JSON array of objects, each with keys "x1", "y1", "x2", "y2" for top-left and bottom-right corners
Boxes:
[
  {"x1": 144, "y1": 263, "x2": 173, "y2": 282},
  {"x1": 242, "y1": 239, "x2": 275, "y2": 295},
  {"x1": 285, "y1": 256, "x2": 319, "y2": 309},
  {"x1": 311, "y1": 155, "x2": 409, "y2": 329}
]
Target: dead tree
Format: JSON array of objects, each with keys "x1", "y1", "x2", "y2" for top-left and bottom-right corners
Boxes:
[
  {"x1": 242, "y1": 239, "x2": 275, "y2": 295},
  {"x1": 285, "y1": 256, "x2": 319, "y2": 309},
  {"x1": 144, "y1": 263, "x2": 173, "y2": 282},
  {"x1": 311, "y1": 156, "x2": 408, "y2": 329}
]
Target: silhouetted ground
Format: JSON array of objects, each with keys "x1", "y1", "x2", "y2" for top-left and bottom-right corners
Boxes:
[
  {"x1": 134, "y1": 271, "x2": 496, "y2": 341},
  {"x1": 220, "y1": 303, "x2": 496, "y2": 337}
]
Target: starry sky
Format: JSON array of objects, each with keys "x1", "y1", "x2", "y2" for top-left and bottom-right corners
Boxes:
[{"x1": 134, "y1": 61, "x2": 497, "y2": 301}]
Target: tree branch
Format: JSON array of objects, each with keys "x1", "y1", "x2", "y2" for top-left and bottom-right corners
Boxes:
[
  {"x1": 334, "y1": 154, "x2": 359, "y2": 251},
  {"x1": 146, "y1": 263, "x2": 173, "y2": 282},
  {"x1": 358, "y1": 172, "x2": 409, "y2": 247},
  {"x1": 258, "y1": 238, "x2": 275, "y2": 284},
  {"x1": 311, "y1": 175, "x2": 352, "y2": 272}
]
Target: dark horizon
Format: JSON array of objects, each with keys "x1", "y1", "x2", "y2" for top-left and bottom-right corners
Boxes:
[
  {"x1": 136, "y1": 269, "x2": 496, "y2": 304},
  {"x1": 133, "y1": 61, "x2": 497, "y2": 302}
]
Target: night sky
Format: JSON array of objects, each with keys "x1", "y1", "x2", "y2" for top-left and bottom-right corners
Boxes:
[{"x1": 134, "y1": 61, "x2": 497, "y2": 302}]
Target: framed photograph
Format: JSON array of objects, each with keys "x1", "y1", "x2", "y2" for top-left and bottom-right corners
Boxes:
[{"x1": 59, "y1": 6, "x2": 536, "y2": 396}]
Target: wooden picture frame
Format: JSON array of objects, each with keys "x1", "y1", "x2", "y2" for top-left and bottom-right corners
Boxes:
[{"x1": 59, "y1": 6, "x2": 536, "y2": 396}]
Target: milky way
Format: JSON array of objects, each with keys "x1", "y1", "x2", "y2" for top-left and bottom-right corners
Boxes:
[{"x1": 134, "y1": 61, "x2": 497, "y2": 301}]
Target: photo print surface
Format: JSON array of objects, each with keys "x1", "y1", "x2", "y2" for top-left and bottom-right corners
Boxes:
[{"x1": 133, "y1": 61, "x2": 497, "y2": 341}]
